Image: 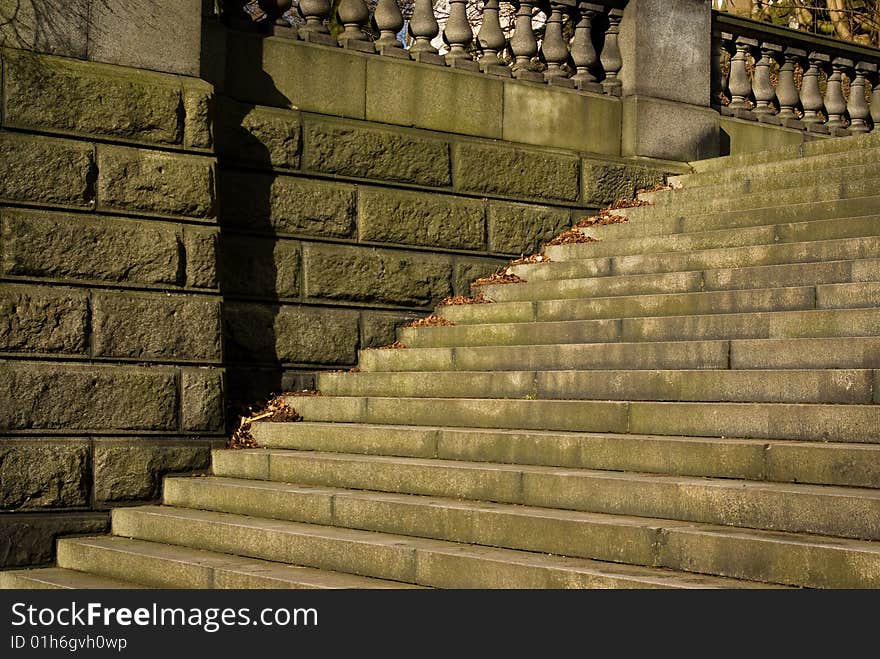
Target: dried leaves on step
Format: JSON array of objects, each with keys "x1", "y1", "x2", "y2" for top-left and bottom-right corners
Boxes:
[
  {"x1": 377, "y1": 341, "x2": 408, "y2": 350},
  {"x1": 544, "y1": 228, "x2": 601, "y2": 246},
  {"x1": 472, "y1": 268, "x2": 527, "y2": 286},
  {"x1": 405, "y1": 314, "x2": 456, "y2": 328},
  {"x1": 228, "y1": 395, "x2": 303, "y2": 450},
  {"x1": 605, "y1": 197, "x2": 654, "y2": 210},
  {"x1": 637, "y1": 181, "x2": 682, "y2": 194},
  {"x1": 440, "y1": 293, "x2": 492, "y2": 306},
  {"x1": 575, "y1": 213, "x2": 628, "y2": 228},
  {"x1": 509, "y1": 253, "x2": 551, "y2": 265}
]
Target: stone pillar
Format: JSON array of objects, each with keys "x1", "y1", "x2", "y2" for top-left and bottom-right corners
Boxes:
[
  {"x1": 618, "y1": 0, "x2": 719, "y2": 162},
  {"x1": 0, "y1": 0, "x2": 203, "y2": 77}
]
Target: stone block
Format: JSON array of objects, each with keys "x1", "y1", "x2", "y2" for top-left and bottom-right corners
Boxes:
[
  {"x1": 182, "y1": 368, "x2": 225, "y2": 431},
  {"x1": 97, "y1": 145, "x2": 216, "y2": 219},
  {"x1": 358, "y1": 188, "x2": 485, "y2": 250},
  {"x1": 303, "y1": 118, "x2": 450, "y2": 186},
  {"x1": 0, "y1": 284, "x2": 88, "y2": 354},
  {"x1": 220, "y1": 172, "x2": 355, "y2": 238},
  {"x1": 366, "y1": 57, "x2": 503, "y2": 138},
  {"x1": 502, "y1": 82, "x2": 622, "y2": 155},
  {"x1": 184, "y1": 227, "x2": 219, "y2": 289},
  {"x1": 0, "y1": 513, "x2": 109, "y2": 568},
  {"x1": 215, "y1": 100, "x2": 301, "y2": 168},
  {"x1": 487, "y1": 201, "x2": 571, "y2": 255},
  {"x1": 2, "y1": 49, "x2": 183, "y2": 145},
  {"x1": 0, "y1": 131, "x2": 96, "y2": 208},
  {"x1": 87, "y1": 0, "x2": 203, "y2": 77},
  {"x1": 183, "y1": 80, "x2": 214, "y2": 150},
  {"x1": 453, "y1": 258, "x2": 507, "y2": 296},
  {"x1": 581, "y1": 159, "x2": 669, "y2": 206},
  {"x1": 92, "y1": 291, "x2": 222, "y2": 361},
  {"x1": 622, "y1": 96, "x2": 720, "y2": 162},
  {"x1": 223, "y1": 303, "x2": 277, "y2": 363},
  {"x1": 1, "y1": 208, "x2": 180, "y2": 285},
  {"x1": 453, "y1": 142, "x2": 580, "y2": 202},
  {"x1": 0, "y1": 0, "x2": 89, "y2": 58},
  {"x1": 0, "y1": 362, "x2": 178, "y2": 431},
  {"x1": 360, "y1": 311, "x2": 420, "y2": 350},
  {"x1": 0, "y1": 439, "x2": 90, "y2": 510},
  {"x1": 93, "y1": 438, "x2": 211, "y2": 504},
  {"x1": 304, "y1": 244, "x2": 453, "y2": 306},
  {"x1": 219, "y1": 235, "x2": 300, "y2": 298}
]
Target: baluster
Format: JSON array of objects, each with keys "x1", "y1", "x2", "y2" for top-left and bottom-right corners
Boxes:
[
  {"x1": 408, "y1": 0, "x2": 444, "y2": 65},
  {"x1": 801, "y1": 52, "x2": 830, "y2": 130},
  {"x1": 865, "y1": 64, "x2": 880, "y2": 132},
  {"x1": 728, "y1": 36, "x2": 756, "y2": 112},
  {"x1": 476, "y1": 0, "x2": 510, "y2": 76},
  {"x1": 271, "y1": 0, "x2": 295, "y2": 35},
  {"x1": 600, "y1": 8, "x2": 623, "y2": 96},
  {"x1": 776, "y1": 47, "x2": 805, "y2": 125},
  {"x1": 542, "y1": 2, "x2": 573, "y2": 87},
  {"x1": 374, "y1": 0, "x2": 409, "y2": 58},
  {"x1": 824, "y1": 57, "x2": 852, "y2": 130},
  {"x1": 444, "y1": 0, "x2": 479, "y2": 70},
  {"x1": 510, "y1": 0, "x2": 543, "y2": 81},
  {"x1": 848, "y1": 62, "x2": 872, "y2": 133},
  {"x1": 298, "y1": 0, "x2": 336, "y2": 46},
  {"x1": 711, "y1": 32, "x2": 731, "y2": 108},
  {"x1": 570, "y1": 2, "x2": 603, "y2": 93},
  {"x1": 337, "y1": 0, "x2": 373, "y2": 51},
  {"x1": 753, "y1": 42, "x2": 781, "y2": 121}
]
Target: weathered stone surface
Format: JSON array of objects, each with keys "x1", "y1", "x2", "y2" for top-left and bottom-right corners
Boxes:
[
  {"x1": 1, "y1": 209, "x2": 180, "y2": 285},
  {"x1": 488, "y1": 201, "x2": 571, "y2": 255},
  {"x1": 303, "y1": 120, "x2": 450, "y2": 186},
  {"x1": 0, "y1": 362, "x2": 178, "y2": 430},
  {"x1": 0, "y1": 132, "x2": 95, "y2": 207},
  {"x1": 359, "y1": 188, "x2": 485, "y2": 250},
  {"x1": 224, "y1": 303, "x2": 360, "y2": 365},
  {"x1": 184, "y1": 227, "x2": 219, "y2": 289},
  {"x1": 360, "y1": 311, "x2": 419, "y2": 350},
  {"x1": 0, "y1": 513, "x2": 109, "y2": 568},
  {"x1": 182, "y1": 369, "x2": 225, "y2": 432},
  {"x1": 0, "y1": 439, "x2": 90, "y2": 510},
  {"x1": 581, "y1": 159, "x2": 669, "y2": 206},
  {"x1": 97, "y1": 145, "x2": 216, "y2": 218},
  {"x1": 184, "y1": 81, "x2": 214, "y2": 150},
  {"x1": 453, "y1": 257, "x2": 507, "y2": 296},
  {"x1": 2, "y1": 49, "x2": 183, "y2": 144},
  {"x1": 0, "y1": 285, "x2": 88, "y2": 354},
  {"x1": 0, "y1": 0, "x2": 89, "y2": 59},
  {"x1": 215, "y1": 100, "x2": 300, "y2": 168},
  {"x1": 622, "y1": 96, "x2": 720, "y2": 162},
  {"x1": 219, "y1": 236, "x2": 300, "y2": 298},
  {"x1": 453, "y1": 142, "x2": 580, "y2": 202},
  {"x1": 93, "y1": 439, "x2": 211, "y2": 503},
  {"x1": 304, "y1": 244, "x2": 453, "y2": 306},
  {"x1": 221, "y1": 172, "x2": 355, "y2": 238},
  {"x1": 93, "y1": 291, "x2": 222, "y2": 361}
]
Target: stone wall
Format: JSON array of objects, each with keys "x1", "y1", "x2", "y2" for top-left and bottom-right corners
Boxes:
[{"x1": 0, "y1": 48, "x2": 222, "y2": 567}]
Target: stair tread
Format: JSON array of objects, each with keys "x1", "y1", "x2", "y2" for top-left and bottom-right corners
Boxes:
[{"x1": 0, "y1": 567, "x2": 149, "y2": 590}]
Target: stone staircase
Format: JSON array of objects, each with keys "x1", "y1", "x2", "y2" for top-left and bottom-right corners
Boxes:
[{"x1": 4, "y1": 135, "x2": 880, "y2": 589}]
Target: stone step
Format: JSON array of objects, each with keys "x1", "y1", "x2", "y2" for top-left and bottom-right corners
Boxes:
[
  {"x1": 203, "y1": 453, "x2": 880, "y2": 541},
  {"x1": 606, "y1": 196, "x2": 880, "y2": 237},
  {"x1": 481, "y1": 259, "x2": 880, "y2": 303},
  {"x1": 251, "y1": 422, "x2": 880, "y2": 489},
  {"x1": 396, "y1": 310, "x2": 880, "y2": 350},
  {"x1": 284, "y1": 395, "x2": 880, "y2": 444},
  {"x1": 437, "y1": 284, "x2": 879, "y2": 326},
  {"x1": 112, "y1": 505, "x2": 787, "y2": 588},
  {"x1": 55, "y1": 536, "x2": 419, "y2": 589},
  {"x1": 527, "y1": 236, "x2": 880, "y2": 279},
  {"x1": 119, "y1": 502, "x2": 880, "y2": 588},
  {"x1": 642, "y1": 160, "x2": 880, "y2": 207},
  {"x1": 574, "y1": 214, "x2": 880, "y2": 253},
  {"x1": 315, "y1": 369, "x2": 876, "y2": 404},
  {"x1": 0, "y1": 567, "x2": 146, "y2": 589}
]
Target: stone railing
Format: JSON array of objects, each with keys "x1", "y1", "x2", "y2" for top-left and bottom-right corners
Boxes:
[
  {"x1": 256, "y1": 0, "x2": 627, "y2": 94},
  {"x1": 713, "y1": 10, "x2": 880, "y2": 135}
]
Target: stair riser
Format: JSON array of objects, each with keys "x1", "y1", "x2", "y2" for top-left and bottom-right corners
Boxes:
[
  {"x1": 316, "y1": 369, "x2": 876, "y2": 404},
  {"x1": 252, "y1": 423, "x2": 880, "y2": 489},
  {"x1": 398, "y1": 309, "x2": 880, "y2": 349},
  {"x1": 483, "y1": 260, "x2": 880, "y2": 303},
  {"x1": 286, "y1": 396, "x2": 880, "y2": 444},
  {"x1": 199, "y1": 461, "x2": 880, "y2": 542}
]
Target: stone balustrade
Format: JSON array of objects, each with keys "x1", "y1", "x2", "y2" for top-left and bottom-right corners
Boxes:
[
  {"x1": 713, "y1": 11, "x2": 880, "y2": 136},
  {"x1": 259, "y1": 0, "x2": 627, "y2": 94}
]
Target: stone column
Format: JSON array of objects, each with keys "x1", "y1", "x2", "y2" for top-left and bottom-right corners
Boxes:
[{"x1": 618, "y1": 0, "x2": 719, "y2": 162}]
